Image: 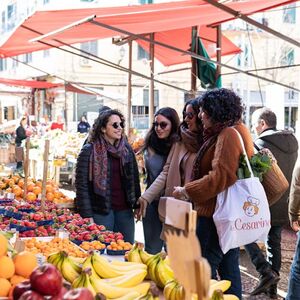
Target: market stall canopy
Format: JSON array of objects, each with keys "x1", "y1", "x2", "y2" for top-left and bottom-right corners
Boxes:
[
  {"x1": 0, "y1": 77, "x2": 62, "y2": 89},
  {"x1": 0, "y1": 0, "x2": 296, "y2": 65}
]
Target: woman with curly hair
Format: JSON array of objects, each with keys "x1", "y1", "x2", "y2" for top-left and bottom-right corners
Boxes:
[
  {"x1": 136, "y1": 99, "x2": 203, "y2": 251},
  {"x1": 173, "y1": 88, "x2": 254, "y2": 299},
  {"x1": 75, "y1": 109, "x2": 141, "y2": 243},
  {"x1": 139, "y1": 107, "x2": 180, "y2": 254}
]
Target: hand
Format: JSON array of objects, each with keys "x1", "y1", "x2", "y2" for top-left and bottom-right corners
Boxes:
[
  {"x1": 291, "y1": 220, "x2": 300, "y2": 232},
  {"x1": 173, "y1": 186, "x2": 188, "y2": 200},
  {"x1": 134, "y1": 197, "x2": 148, "y2": 221}
]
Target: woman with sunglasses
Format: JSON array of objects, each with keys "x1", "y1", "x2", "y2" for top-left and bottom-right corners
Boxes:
[
  {"x1": 75, "y1": 109, "x2": 141, "y2": 244},
  {"x1": 136, "y1": 99, "x2": 203, "y2": 250},
  {"x1": 139, "y1": 107, "x2": 180, "y2": 254},
  {"x1": 173, "y1": 89, "x2": 254, "y2": 299}
]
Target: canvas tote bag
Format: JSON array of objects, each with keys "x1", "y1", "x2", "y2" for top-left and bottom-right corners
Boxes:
[{"x1": 213, "y1": 129, "x2": 271, "y2": 254}]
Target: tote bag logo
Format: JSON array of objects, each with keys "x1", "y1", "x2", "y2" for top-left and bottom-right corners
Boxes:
[{"x1": 243, "y1": 196, "x2": 260, "y2": 217}]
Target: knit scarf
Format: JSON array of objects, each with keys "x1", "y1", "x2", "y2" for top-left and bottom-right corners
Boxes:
[
  {"x1": 89, "y1": 135, "x2": 129, "y2": 197},
  {"x1": 148, "y1": 134, "x2": 172, "y2": 156},
  {"x1": 180, "y1": 125, "x2": 203, "y2": 153},
  {"x1": 191, "y1": 122, "x2": 230, "y2": 180}
]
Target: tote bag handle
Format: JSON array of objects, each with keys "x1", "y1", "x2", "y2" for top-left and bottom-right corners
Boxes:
[{"x1": 232, "y1": 128, "x2": 254, "y2": 178}]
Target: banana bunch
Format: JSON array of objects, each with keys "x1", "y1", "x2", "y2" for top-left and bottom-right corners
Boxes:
[
  {"x1": 163, "y1": 280, "x2": 184, "y2": 300},
  {"x1": 127, "y1": 242, "x2": 153, "y2": 264},
  {"x1": 73, "y1": 268, "x2": 96, "y2": 296},
  {"x1": 47, "y1": 251, "x2": 81, "y2": 283}
]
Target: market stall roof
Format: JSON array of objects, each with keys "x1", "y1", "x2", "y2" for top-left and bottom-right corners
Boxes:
[
  {"x1": 0, "y1": 0, "x2": 296, "y2": 65},
  {"x1": 0, "y1": 77, "x2": 62, "y2": 89}
]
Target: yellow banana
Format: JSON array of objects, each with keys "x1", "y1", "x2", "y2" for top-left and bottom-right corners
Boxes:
[
  {"x1": 111, "y1": 260, "x2": 146, "y2": 268},
  {"x1": 82, "y1": 255, "x2": 101, "y2": 279},
  {"x1": 155, "y1": 258, "x2": 175, "y2": 288},
  {"x1": 147, "y1": 254, "x2": 160, "y2": 283},
  {"x1": 163, "y1": 280, "x2": 178, "y2": 300},
  {"x1": 209, "y1": 280, "x2": 231, "y2": 297},
  {"x1": 90, "y1": 273, "x2": 150, "y2": 299},
  {"x1": 102, "y1": 268, "x2": 147, "y2": 288},
  {"x1": 127, "y1": 243, "x2": 143, "y2": 263},
  {"x1": 107, "y1": 291, "x2": 141, "y2": 300},
  {"x1": 139, "y1": 249, "x2": 154, "y2": 264},
  {"x1": 72, "y1": 272, "x2": 86, "y2": 288},
  {"x1": 61, "y1": 254, "x2": 81, "y2": 283},
  {"x1": 72, "y1": 268, "x2": 96, "y2": 296},
  {"x1": 211, "y1": 289, "x2": 224, "y2": 300},
  {"x1": 47, "y1": 252, "x2": 61, "y2": 265},
  {"x1": 175, "y1": 284, "x2": 184, "y2": 300}
]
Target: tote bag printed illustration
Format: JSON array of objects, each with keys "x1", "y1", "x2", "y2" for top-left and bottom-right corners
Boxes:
[{"x1": 213, "y1": 130, "x2": 271, "y2": 254}]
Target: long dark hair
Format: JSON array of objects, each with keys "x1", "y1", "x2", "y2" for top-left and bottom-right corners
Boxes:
[
  {"x1": 142, "y1": 107, "x2": 180, "y2": 155},
  {"x1": 88, "y1": 109, "x2": 125, "y2": 143},
  {"x1": 200, "y1": 88, "x2": 244, "y2": 125},
  {"x1": 180, "y1": 98, "x2": 202, "y2": 130}
]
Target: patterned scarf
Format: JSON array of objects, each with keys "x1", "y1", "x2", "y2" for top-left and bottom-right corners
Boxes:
[
  {"x1": 89, "y1": 135, "x2": 129, "y2": 197},
  {"x1": 180, "y1": 125, "x2": 203, "y2": 153},
  {"x1": 191, "y1": 122, "x2": 231, "y2": 180}
]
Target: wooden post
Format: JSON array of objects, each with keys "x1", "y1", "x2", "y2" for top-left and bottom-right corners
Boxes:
[
  {"x1": 216, "y1": 25, "x2": 222, "y2": 84},
  {"x1": 191, "y1": 26, "x2": 198, "y2": 97},
  {"x1": 41, "y1": 140, "x2": 50, "y2": 212},
  {"x1": 22, "y1": 138, "x2": 30, "y2": 202},
  {"x1": 149, "y1": 33, "x2": 155, "y2": 128},
  {"x1": 126, "y1": 40, "x2": 133, "y2": 136}
]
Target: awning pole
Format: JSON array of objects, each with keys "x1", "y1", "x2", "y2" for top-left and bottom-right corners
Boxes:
[
  {"x1": 191, "y1": 26, "x2": 198, "y2": 97},
  {"x1": 126, "y1": 40, "x2": 132, "y2": 136},
  {"x1": 216, "y1": 25, "x2": 222, "y2": 82},
  {"x1": 149, "y1": 33, "x2": 155, "y2": 128}
]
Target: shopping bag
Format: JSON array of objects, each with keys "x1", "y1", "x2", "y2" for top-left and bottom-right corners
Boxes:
[
  {"x1": 255, "y1": 147, "x2": 289, "y2": 207},
  {"x1": 213, "y1": 129, "x2": 271, "y2": 254}
]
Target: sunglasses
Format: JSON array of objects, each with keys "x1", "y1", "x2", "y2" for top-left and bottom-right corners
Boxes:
[
  {"x1": 183, "y1": 111, "x2": 195, "y2": 120},
  {"x1": 153, "y1": 121, "x2": 168, "y2": 129},
  {"x1": 111, "y1": 122, "x2": 125, "y2": 129}
]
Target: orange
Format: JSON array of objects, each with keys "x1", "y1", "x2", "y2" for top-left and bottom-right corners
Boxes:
[
  {"x1": 8, "y1": 179, "x2": 15, "y2": 187},
  {"x1": 12, "y1": 186, "x2": 22, "y2": 197},
  {"x1": 6, "y1": 187, "x2": 12, "y2": 193},
  {"x1": 26, "y1": 182, "x2": 35, "y2": 192},
  {"x1": 26, "y1": 192, "x2": 37, "y2": 202},
  {"x1": 0, "y1": 181, "x2": 7, "y2": 189},
  {"x1": 18, "y1": 179, "x2": 24, "y2": 188},
  {"x1": 10, "y1": 274, "x2": 26, "y2": 285},
  {"x1": 54, "y1": 190, "x2": 62, "y2": 198},
  {"x1": 46, "y1": 192, "x2": 54, "y2": 201},
  {"x1": 32, "y1": 186, "x2": 41, "y2": 195},
  {"x1": 0, "y1": 234, "x2": 8, "y2": 256},
  {"x1": 35, "y1": 180, "x2": 42, "y2": 188},
  {"x1": 14, "y1": 251, "x2": 38, "y2": 278},
  {"x1": 0, "y1": 256, "x2": 15, "y2": 279},
  {"x1": 0, "y1": 278, "x2": 11, "y2": 297},
  {"x1": 46, "y1": 184, "x2": 53, "y2": 193}
]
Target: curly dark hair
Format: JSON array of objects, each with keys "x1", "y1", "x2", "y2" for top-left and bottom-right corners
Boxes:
[
  {"x1": 181, "y1": 98, "x2": 202, "y2": 130},
  {"x1": 142, "y1": 107, "x2": 180, "y2": 154},
  {"x1": 200, "y1": 88, "x2": 244, "y2": 125},
  {"x1": 88, "y1": 109, "x2": 125, "y2": 143}
]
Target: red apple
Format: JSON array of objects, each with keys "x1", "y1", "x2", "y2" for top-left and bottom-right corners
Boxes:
[
  {"x1": 63, "y1": 288, "x2": 94, "y2": 300},
  {"x1": 51, "y1": 286, "x2": 68, "y2": 300},
  {"x1": 30, "y1": 263, "x2": 63, "y2": 296},
  {"x1": 19, "y1": 290, "x2": 44, "y2": 300},
  {"x1": 13, "y1": 280, "x2": 31, "y2": 300}
]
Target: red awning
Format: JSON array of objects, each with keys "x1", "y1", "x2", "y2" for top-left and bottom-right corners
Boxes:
[
  {"x1": 0, "y1": 0, "x2": 295, "y2": 65},
  {"x1": 0, "y1": 77, "x2": 62, "y2": 89}
]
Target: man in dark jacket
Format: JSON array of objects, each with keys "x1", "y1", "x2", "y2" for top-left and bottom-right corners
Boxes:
[{"x1": 246, "y1": 108, "x2": 298, "y2": 298}]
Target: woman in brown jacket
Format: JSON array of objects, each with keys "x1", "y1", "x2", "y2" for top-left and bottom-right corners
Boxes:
[{"x1": 174, "y1": 88, "x2": 254, "y2": 299}]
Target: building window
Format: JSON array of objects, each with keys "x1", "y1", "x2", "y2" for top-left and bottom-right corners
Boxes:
[
  {"x1": 12, "y1": 57, "x2": 18, "y2": 68},
  {"x1": 283, "y1": 4, "x2": 296, "y2": 24},
  {"x1": 7, "y1": 3, "x2": 16, "y2": 30},
  {"x1": 80, "y1": 41, "x2": 98, "y2": 56},
  {"x1": 139, "y1": 0, "x2": 153, "y2": 4},
  {"x1": 43, "y1": 0, "x2": 50, "y2": 4},
  {"x1": 0, "y1": 58, "x2": 7, "y2": 71},
  {"x1": 1, "y1": 11, "x2": 5, "y2": 33},
  {"x1": 137, "y1": 45, "x2": 149, "y2": 60},
  {"x1": 281, "y1": 48, "x2": 294, "y2": 66},
  {"x1": 143, "y1": 89, "x2": 159, "y2": 107},
  {"x1": 236, "y1": 43, "x2": 251, "y2": 68}
]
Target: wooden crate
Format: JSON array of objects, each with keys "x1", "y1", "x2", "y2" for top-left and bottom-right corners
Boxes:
[{"x1": 0, "y1": 145, "x2": 10, "y2": 164}]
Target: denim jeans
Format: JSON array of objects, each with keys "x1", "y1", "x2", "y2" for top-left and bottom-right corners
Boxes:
[
  {"x1": 286, "y1": 232, "x2": 300, "y2": 300},
  {"x1": 196, "y1": 217, "x2": 242, "y2": 299},
  {"x1": 142, "y1": 200, "x2": 164, "y2": 254},
  {"x1": 93, "y1": 209, "x2": 135, "y2": 244},
  {"x1": 245, "y1": 225, "x2": 282, "y2": 275}
]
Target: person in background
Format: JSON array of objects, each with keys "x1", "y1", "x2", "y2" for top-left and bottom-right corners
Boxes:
[
  {"x1": 15, "y1": 117, "x2": 28, "y2": 170},
  {"x1": 286, "y1": 162, "x2": 300, "y2": 300},
  {"x1": 137, "y1": 107, "x2": 180, "y2": 254},
  {"x1": 50, "y1": 115, "x2": 64, "y2": 131},
  {"x1": 40, "y1": 115, "x2": 51, "y2": 136},
  {"x1": 77, "y1": 115, "x2": 91, "y2": 134},
  {"x1": 75, "y1": 109, "x2": 141, "y2": 244},
  {"x1": 173, "y1": 88, "x2": 254, "y2": 299},
  {"x1": 29, "y1": 120, "x2": 39, "y2": 137},
  {"x1": 245, "y1": 108, "x2": 298, "y2": 298}
]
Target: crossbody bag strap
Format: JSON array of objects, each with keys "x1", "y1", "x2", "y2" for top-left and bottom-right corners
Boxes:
[{"x1": 232, "y1": 128, "x2": 254, "y2": 178}]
